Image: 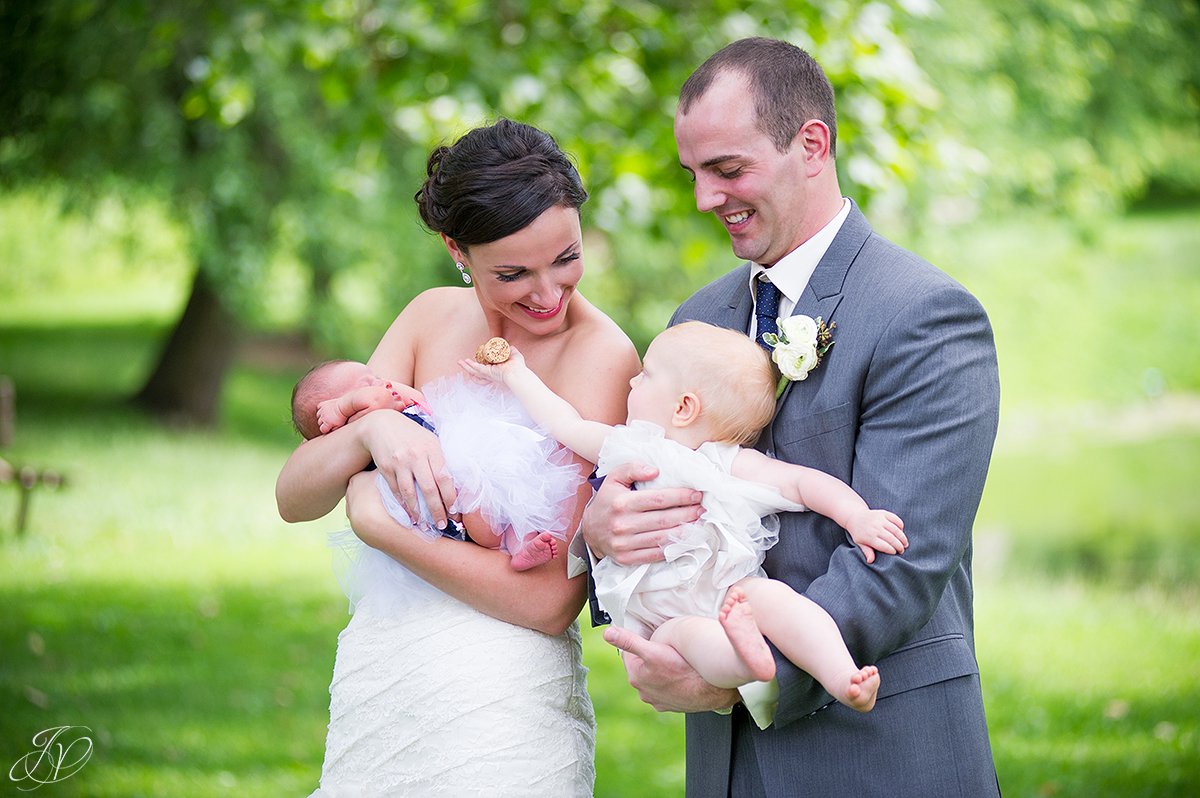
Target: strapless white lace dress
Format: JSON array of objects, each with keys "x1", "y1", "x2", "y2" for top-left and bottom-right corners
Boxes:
[
  {"x1": 310, "y1": 552, "x2": 595, "y2": 797},
  {"x1": 310, "y1": 378, "x2": 595, "y2": 797}
]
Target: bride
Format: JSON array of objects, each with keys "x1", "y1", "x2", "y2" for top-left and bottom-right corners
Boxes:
[{"x1": 276, "y1": 119, "x2": 639, "y2": 796}]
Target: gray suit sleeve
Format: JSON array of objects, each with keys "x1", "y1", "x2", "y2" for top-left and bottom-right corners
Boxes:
[{"x1": 774, "y1": 282, "x2": 1000, "y2": 725}]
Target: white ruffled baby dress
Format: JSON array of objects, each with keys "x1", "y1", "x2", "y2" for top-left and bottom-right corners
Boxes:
[{"x1": 592, "y1": 420, "x2": 807, "y2": 636}]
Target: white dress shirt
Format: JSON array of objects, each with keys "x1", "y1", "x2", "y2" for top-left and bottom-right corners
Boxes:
[{"x1": 748, "y1": 198, "x2": 851, "y2": 339}]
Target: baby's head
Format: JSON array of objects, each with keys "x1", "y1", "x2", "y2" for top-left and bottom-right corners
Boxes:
[
  {"x1": 291, "y1": 360, "x2": 376, "y2": 440},
  {"x1": 632, "y1": 321, "x2": 777, "y2": 446}
]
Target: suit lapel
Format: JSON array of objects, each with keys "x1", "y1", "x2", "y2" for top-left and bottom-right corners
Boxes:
[
  {"x1": 714, "y1": 264, "x2": 754, "y2": 334},
  {"x1": 773, "y1": 201, "x2": 872, "y2": 409}
]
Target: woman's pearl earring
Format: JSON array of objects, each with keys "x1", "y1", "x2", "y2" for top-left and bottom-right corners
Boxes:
[{"x1": 456, "y1": 261, "x2": 472, "y2": 285}]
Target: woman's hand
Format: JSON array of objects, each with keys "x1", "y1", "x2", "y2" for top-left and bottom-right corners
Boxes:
[
  {"x1": 356, "y1": 409, "x2": 457, "y2": 531},
  {"x1": 580, "y1": 461, "x2": 703, "y2": 564}
]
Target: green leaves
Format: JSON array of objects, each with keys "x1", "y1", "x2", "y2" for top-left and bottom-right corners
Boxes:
[{"x1": 5, "y1": 0, "x2": 1195, "y2": 357}]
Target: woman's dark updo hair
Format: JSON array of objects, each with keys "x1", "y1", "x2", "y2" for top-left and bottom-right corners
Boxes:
[{"x1": 415, "y1": 119, "x2": 588, "y2": 249}]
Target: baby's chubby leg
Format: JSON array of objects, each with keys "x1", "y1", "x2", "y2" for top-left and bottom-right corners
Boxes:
[
  {"x1": 460, "y1": 510, "x2": 501, "y2": 548},
  {"x1": 735, "y1": 577, "x2": 880, "y2": 712},
  {"x1": 651, "y1": 611, "x2": 769, "y2": 689},
  {"x1": 719, "y1": 587, "x2": 777, "y2": 681},
  {"x1": 463, "y1": 518, "x2": 558, "y2": 571}
]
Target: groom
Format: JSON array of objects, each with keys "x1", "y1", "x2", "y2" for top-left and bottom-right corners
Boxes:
[{"x1": 581, "y1": 38, "x2": 1002, "y2": 796}]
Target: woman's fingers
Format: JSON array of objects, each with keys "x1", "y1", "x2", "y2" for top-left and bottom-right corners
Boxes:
[
  {"x1": 380, "y1": 463, "x2": 419, "y2": 527},
  {"x1": 360, "y1": 414, "x2": 453, "y2": 530},
  {"x1": 384, "y1": 457, "x2": 454, "y2": 531},
  {"x1": 412, "y1": 456, "x2": 457, "y2": 530}
]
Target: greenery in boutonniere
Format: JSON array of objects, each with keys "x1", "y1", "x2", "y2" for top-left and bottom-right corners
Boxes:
[{"x1": 762, "y1": 315, "x2": 836, "y2": 398}]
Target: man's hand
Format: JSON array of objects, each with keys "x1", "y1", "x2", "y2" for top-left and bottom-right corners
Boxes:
[
  {"x1": 603, "y1": 625, "x2": 740, "y2": 713},
  {"x1": 356, "y1": 410, "x2": 456, "y2": 531},
  {"x1": 581, "y1": 461, "x2": 703, "y2": 564}
]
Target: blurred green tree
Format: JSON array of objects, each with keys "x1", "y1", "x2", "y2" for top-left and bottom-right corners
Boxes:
[
  {"x1": 4, "y1": 1, "x2": 1195, "y2": 424},
  {"x1": 0, "y1": 0, "x2": 385, "y2": 423},
  {"x1": 0, "y1": 0, "x2": 935, "y2": 423},
  {"x1": 902, "y1": 0, "x2": 1200, "y2": 222}
]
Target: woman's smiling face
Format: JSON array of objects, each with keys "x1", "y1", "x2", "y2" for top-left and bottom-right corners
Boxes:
[{"x1": 456, "y1": 204, "x2": 584, "y2": 335}]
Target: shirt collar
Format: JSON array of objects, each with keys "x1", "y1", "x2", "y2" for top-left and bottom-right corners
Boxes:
[{"x1": 748, "y1": 198, "x2": 851, "y2": 306}]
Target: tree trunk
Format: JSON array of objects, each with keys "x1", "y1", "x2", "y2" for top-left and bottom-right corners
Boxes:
[{"x1": 133, "y1": 267, "x2": 240, "y2": 426}]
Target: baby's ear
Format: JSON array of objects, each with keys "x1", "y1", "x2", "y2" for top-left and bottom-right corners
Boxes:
[{"x1": 672, "y1": 392, "x2": 702, "y2": 428}]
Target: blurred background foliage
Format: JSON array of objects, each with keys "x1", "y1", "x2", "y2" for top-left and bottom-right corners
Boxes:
[
  {"x1": 2, "y1": 0, "x2": 1196, "y2": 422},
  {"x1": 2, "y1": 1, "x2": 1200, "y2": 796}
]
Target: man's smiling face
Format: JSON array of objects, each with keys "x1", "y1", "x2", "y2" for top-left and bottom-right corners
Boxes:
[{"x1": 674, "y1": 70, "x2": 812, "y2": 267}]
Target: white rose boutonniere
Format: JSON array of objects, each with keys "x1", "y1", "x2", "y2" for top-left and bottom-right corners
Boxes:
[{"x1": 762, "y1": 315, "x2": 836, "y2": 398}]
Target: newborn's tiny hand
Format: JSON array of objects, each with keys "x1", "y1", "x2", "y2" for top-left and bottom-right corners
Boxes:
[{"x1": 316, "y1": 399, "x2": 346, "y2": 435}]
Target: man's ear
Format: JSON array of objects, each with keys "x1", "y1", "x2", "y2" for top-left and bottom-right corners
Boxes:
[
  {"x1": 672, "y1": 392, "x2": 702, "y2": 428},
  {"x1": 796, "y1": 119, "x2": 832, "y2": 177}
]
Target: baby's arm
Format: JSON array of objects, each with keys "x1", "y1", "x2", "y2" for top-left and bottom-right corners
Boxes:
[
  {"x1": 731, "y1": 448, "x2": 907, "y2": 563},
  {"x1": 459, "y1": 348, "x2": 610, "y2": 463},
  {"x1": 317, "y1": 384, "x2": 420, "y2": 435}
]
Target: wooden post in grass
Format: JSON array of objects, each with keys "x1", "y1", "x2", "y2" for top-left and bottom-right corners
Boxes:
[
  {"x1": 14, "y1": 466, "x2": 64, "y2": 537},
  {"x1": 0, "y1": 377, "x2": 66, "y2": 537},
  {"x1": 0, "y1": 458, "x2": 64, "y2": 538},
  {"x1": 0, "y1": 376, "x2": 13, "y2": 449}
]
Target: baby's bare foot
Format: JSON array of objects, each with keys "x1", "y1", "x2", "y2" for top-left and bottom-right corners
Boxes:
[
  {"x1": 511, "y1": 533, "x2": 558, "y2": 571},
  {"x1": 719, "y1": 588, "x2": 776, "y2": 681},
  {"x1": 841, "y1": 665, "x2": 880, "y2": 712}
]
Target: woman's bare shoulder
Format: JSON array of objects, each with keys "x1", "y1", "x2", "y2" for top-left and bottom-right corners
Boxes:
[
  {"x1": 407, "y1": 286, "x2": 475, "y2": 314},
  {"x1": 370, "y1": 287, "x2": 475, "y2": 375},
  {"x1": 380, "y1": 287, "x2": 474, "y2": 334},
  {"x1": 568, "y1": 302, "x2": 640, "y2": 368},
  {"x1": 553, "y1": 301, "x2": 641, "y2": 423}
]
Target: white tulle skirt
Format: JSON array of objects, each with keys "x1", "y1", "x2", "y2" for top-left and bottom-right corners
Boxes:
[
  {"x1": 313, "y1": 377, "x2": 594, "y2": 796},
  {"x1": 376, "y1": 375, "x2": 581, "y2": 556}
]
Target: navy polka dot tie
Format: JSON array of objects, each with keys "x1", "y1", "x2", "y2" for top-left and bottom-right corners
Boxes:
[{"x1": 754, "y1": 274, "x2": 781, "y2": 350}]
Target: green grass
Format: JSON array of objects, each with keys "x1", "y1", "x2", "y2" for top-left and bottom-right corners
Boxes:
[
  {"x1": 1, "y1": 347, "x2": 1197, "y2": 797},
  {"x1": 979, "y1": 431, "x2": 1200, "y2": 588},
  {"x1": 2, "y1": 203, "x2": 1199, "y2": 795},
  {"x1": 977, "y1": 580, "x2": 1200, "y2": 797},
  {"x1": 909, "y1": 207, "x2": 1200, "y2": 410},
  {"x1": 2, "y1": 580, "x2": 339, "y2": 796},
  {"x1": 3, "y1": 419, "x2": 1196, "y2": 798}
]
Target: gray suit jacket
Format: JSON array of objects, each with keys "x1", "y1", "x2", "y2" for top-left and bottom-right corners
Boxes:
[{"x1": 672, "y1": 203, "x2": 1001, "y2": 796}]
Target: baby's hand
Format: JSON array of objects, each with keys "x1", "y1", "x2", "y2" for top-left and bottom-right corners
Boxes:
[
  {"x1": 388, "y1": 383, "x2": 425, "y2": 410},
  {"x1": 459, "y1": 345, "x2": 527, "y2": 385},
  {"x1": 316, "y1": 398, "x2": 349, "y2": 435},
  {"x1": 845, "y1": 509, "x2": 906, "y2": 564}
]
